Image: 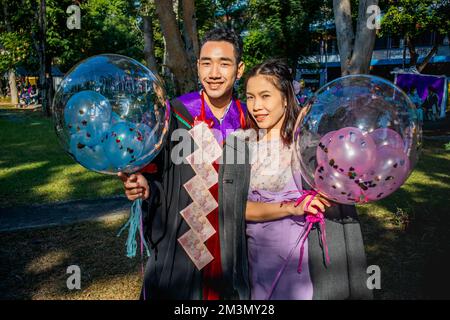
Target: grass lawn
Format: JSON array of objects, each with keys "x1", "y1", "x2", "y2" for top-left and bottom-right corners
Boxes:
[
  {"x1": 0, "y1": 216, "x2": 142, "y2": 299},
  {"x1": 357, "y1": 139, "x2": 450, "y2": 299},
  {"x1": 0, "y1": 106, "x2": 123, "y2": 208}
]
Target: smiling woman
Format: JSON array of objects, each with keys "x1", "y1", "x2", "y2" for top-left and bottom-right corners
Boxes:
[{"x1": 223, "y1": 59, "x2": 373, "y2": 300}]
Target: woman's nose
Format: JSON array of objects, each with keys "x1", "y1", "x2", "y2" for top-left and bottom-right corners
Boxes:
[{"x1": 252, "y1": 98, "x2": 264, "y2": 111}]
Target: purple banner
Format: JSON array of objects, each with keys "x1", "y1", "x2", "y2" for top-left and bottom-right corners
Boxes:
[{"x1": 395, "y1": 73, "x2": 447, "y2": 120}]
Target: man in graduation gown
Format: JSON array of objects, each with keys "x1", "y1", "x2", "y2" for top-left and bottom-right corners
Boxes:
[{"x1": 119, "y1": 28, "x2": 250, "y2": 300}]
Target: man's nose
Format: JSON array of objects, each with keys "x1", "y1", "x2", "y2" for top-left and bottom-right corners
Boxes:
[{"x1": 209, "y1": 63, "x2": 221, "y2": 79}]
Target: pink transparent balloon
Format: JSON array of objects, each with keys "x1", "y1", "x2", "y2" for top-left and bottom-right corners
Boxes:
[
  {"x1": 357, "y1": 145, "x2": 410, "y2": 201},
  {"x1": 316, "y1": 130, "x2": 335, "y2": 166},
  {"x1": 314, "y1": 164, "x2": 362, "y2": 204},
  {"x1": 369, "y1": 128, "x2": 404, "y2": 149},
  {"x1": 327, "y1": 127, "x2": 376, "y2": 174},
  {"x1": 293, "y1": 75, "x2": 421, "y2": 205}
]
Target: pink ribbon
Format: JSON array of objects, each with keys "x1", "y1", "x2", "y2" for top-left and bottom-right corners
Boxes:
[
  {"x1": 295, "y1": 190, "x2": 330, "y2": 273},
  {"x1": 265, "y1": 190, "x2": 330, "y2": 300}
]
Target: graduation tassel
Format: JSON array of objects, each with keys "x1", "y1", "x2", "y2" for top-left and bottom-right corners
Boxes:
[{"x1": 117, "y1": 198, "x2": 150, "y2": 258}]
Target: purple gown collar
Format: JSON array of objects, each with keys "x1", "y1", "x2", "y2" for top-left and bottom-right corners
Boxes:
[{"x1": 177, "y1": 91, "x2": 246, "y2": 143}]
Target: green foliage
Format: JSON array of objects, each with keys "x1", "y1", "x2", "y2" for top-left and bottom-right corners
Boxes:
[
  {"x1": 381, "y1": 0, "x2": 450, "y2": 38},
  {"x1": 243, "y1": 0, "x2": 321, "y2": 71},
  {"x1": 1, "y1": 0, "x2": 146, "y2": 73},
  {"x1": 444, "y1": 141, "x2": 450, "y2": 151},
  {"x1": 0, "y1": 0, "x2": 330, "y2": 94},
  {"x1": 0, "y1": 32, "x2": 31, "y2": 73},
  {"x1": 59, "y1": 0, "x2": 144, "y2": 71}
]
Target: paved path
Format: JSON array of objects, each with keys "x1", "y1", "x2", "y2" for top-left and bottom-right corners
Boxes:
[{"x1": 0, "y1": 196, "x2": 131, "y2": 232}]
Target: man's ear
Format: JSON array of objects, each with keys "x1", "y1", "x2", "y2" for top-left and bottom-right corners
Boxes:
[
  {"x1": 236, "y1": 61, "x2": 245, "y2": 80},
  {"x1": 197, "y1": 59, "x2": 200, "y2": 77}
]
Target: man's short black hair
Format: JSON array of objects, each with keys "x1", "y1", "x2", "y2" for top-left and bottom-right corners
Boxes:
[{"x1": 201, "y1": 27, "x2": 243, "y2": 64}]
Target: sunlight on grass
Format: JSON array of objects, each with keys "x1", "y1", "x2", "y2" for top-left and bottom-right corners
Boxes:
[
  {"x1": 30, "y1": 164, "x2": 121, "y2": 203},
  {"x1": 0, "y1": 109, "x2": 123, "y2": 207},
  {"x1": 0, "y1": 217, "x2": 141, "y2": 300},
  {"x1": 25, "y1": 250, "x2": 70, "y2": 275},
  {"x1": 0, "y1": 161, "x2": 49, "y2": 179},
  {"x1": 31, "y1": 273, "x2": 141, "y2": 300}
]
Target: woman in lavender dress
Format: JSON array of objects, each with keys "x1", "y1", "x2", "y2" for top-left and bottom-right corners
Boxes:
[
  {"x1": 225, "y1": 60, "x2": 372, "y2": 300},
  {"x1": 241, "y1": 60, "x2": 328, "y2": 300}
]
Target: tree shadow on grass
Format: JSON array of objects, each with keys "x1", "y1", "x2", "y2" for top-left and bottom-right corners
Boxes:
[
  {"x1": 358, "y1": 140, "x2": 450, "y2": 299},
  {"x1": 0, "y1": 217, "x2": 143, "y2": 300},
  {"x1": 0, "y1": 109, "x2": 122, "y2": 208},
  {"x1": 0, "y1": 159, "x2": 122, "y2": 207},
  {"x1": 0, "y1": 110, "x2": 139, "y2": 300}
]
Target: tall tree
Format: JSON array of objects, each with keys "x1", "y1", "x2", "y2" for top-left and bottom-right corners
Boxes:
[
  {"x1": 154, "y1": 0, "x2": 197, "y2": 95},
  {"x1": 1, "y1": 0, "x2": 19, "y2": 105},
  {"x1": 381, "y1": 0, "x2": 450, "y2": 73},
  {"x1": 181, "y1": 0, "x2": 200, "y2": 72},
  {"x1": 143, "y1": 15, "x2": 158, "y2": 74},
  {"x1": 140, "y1": 1, "x2": 158, "y2": 74},
  {"x1": 37, "y1": 0, "x2": 52, "y2": 116},
  {"x1": 333, "y1": 0, "x2": 379, "y2": 75}
]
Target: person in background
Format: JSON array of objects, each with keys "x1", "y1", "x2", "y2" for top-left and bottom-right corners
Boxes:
[
  {"x1": 409, "y1": 87, "x2": 423, "y2": 124},
  {"x1": 423, "y1": 86, "x2": 439, "y2": 121}
]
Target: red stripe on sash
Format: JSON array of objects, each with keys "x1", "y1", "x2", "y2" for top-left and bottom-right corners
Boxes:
[{"x1": 202, "y1": 180, "x2": 222, "y2": 300}]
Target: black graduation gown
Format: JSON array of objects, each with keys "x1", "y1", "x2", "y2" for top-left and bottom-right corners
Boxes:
[{"x1": 140, "y1": 98, "x2": 250, "y2": 300}]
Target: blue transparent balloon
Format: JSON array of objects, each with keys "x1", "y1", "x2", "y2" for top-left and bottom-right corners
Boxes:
[
  {"x1": 64, "y1": 90, "x2": 111, "y2": 128},
  {"x1": 64, "y1": 90, "x2": 112, "y2": 147},
  {"x1": 69, "y1": 133, "x2": 112, "y2": 172},
  {"x1": 102, "y1": 122, "x2": 145, "y2": 171},
  {"x1": 53, "y1": 54, "x2": 170, "y2": 174}
]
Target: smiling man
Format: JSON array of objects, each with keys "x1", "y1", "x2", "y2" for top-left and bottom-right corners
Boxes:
[{"x1": 118, "y1": 28, "x2": 249, "y2": 300}]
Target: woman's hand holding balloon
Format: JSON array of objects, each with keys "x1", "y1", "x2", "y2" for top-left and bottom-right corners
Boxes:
[{"x1": 287, "y1": 195, "x2": 331, "y2": 216}]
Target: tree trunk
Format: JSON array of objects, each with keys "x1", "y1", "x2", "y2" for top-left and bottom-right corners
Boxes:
[
  {"x1": 333, "y1": 0, "x2": 354, "y2": 75},
  {"x1": 333, "y1": 0, "x2": 378, "y2": 75},
  {"x1": 402, "y1": 35, "x2": 407, "y2": 69},
  {"x1": 181, "y1": 0, "x2": 200, "y2": 70},
  {"x1": 2, "y1": 0, "x2": 18, "y2": 105},
  {"x1": 154, "y1": 0, "x2": 197, "y2": 95},
  {"x1": 38, "y1": 0, "x2": 51, "y2": 116},
  {"x1": 406, "y1": 35, "x2": 418, "y2": 67},
  {"x1": 347, "y1": 0, "x2": 378, "y2": 74},
  {"x1": 46, "y1": 54, "x2": 53, "y2": 113},
  {"x1": 0, "y1": 77, "x2": 4, "y2": 97},
  {"x1": 417, "y1": 44, "x2": 438, "y2": 73},
  {"x1": 8, "y1": 70, "x2": 18, "y2": 105},
  {"x1": 143, "y1": 15, "x2": 158, "y2": 74}
]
